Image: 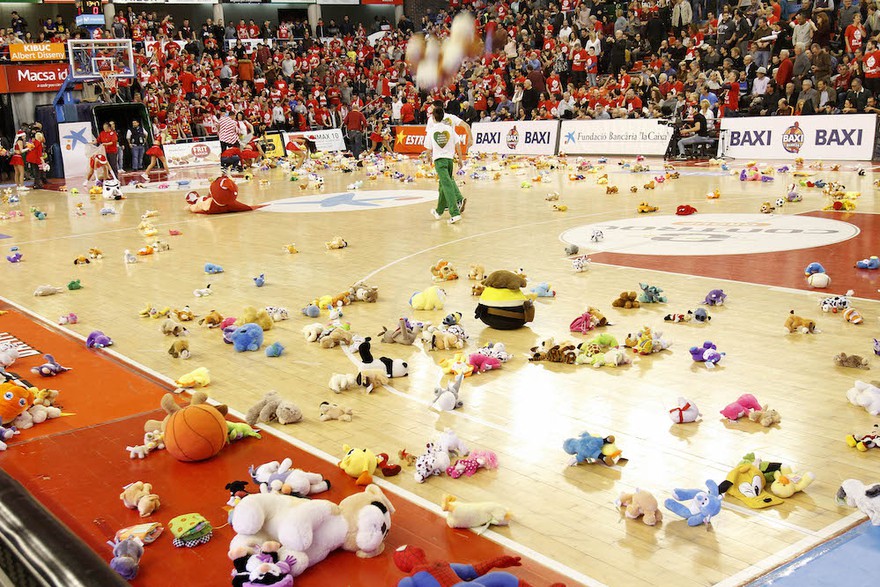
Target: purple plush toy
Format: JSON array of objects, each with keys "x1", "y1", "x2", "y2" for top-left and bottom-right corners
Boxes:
[
  {"x1": 702, "y1": 289, "x2": 727, "y2": 306},
  {"x1": 30, "y1": 354, "x2": 71, "y2": 377},
  {"x1": 689, "y1": 341, "x2": 725, "y2": 368},
  {"x1": 109, "y1": 538, "x2": 143, "y2": 580},
  {"x1": 86, "y1": 330, "x2": 113, "y2": 349}
]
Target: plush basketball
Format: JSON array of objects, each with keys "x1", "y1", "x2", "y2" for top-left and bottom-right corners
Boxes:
[{"x1": 164, "y1": 404, "x2": 227, "y2": 462}]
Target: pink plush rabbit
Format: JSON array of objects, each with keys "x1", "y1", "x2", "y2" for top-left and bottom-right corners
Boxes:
[
  {"x1": 446, "y1": 449, "x2": 499, "y2": 479},
  {"x1": 720, "y1": 393, "x2": 762, "y2": 421}
]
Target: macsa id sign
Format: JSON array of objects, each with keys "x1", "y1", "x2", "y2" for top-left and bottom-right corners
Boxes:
[
  {"x1": 721, "y1": 115, "x2": 876, "y2": 160},
  {"x1": 469, "y1": 121, "x2": 558, "y2": 155}
]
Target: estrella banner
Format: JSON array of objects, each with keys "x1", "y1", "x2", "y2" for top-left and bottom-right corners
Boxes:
[{"x1": 392, "y1": 125, "x2": 469, "y2": 154}]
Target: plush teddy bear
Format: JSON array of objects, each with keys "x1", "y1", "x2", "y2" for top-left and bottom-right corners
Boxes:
[
  {"x1": 428, "y1": 330, "x2": 463, "y2": 351},
  {"x1": 748, "y1": 405, "x2": 782, "y2": 427},
  {"x1": 230, "y1": 485, "x2": 395, "y2": 576},
  {"x1": 160, "y1": 318, "x2": 188, "y2": 337},
  {"x1": 246, "y1": 391, "x2": 302, "y2": 426},
  {"x1": 846, "y1": 381, "x2": 880, "y2": 415},
  {"x1": 618, "y1": 489, "x2": 663, "y2": 526},
  {"x1": 834, "y1": 353, "x2": 870, "y2": 369},
  {"x1": 410, "y1": 286, "x2": 447, "y2": 310},
  {"x1": 329, "y1": 373, "x2": 357, "y2": 393},
  {"x1": 249, "y1": 458, "x2": 329, "y2": 496},
  {"x1": 231, "y1": 324, "x2": 264, "y2": 352},
  {"x1": 236, "y1": 306, "x2": 274, "y2": 331},
  {"x1": 325, "y1": 236, "x2": 348, "y2": 250},
  {"x1": 120, "y1": 481, "x2": 161, "y2": 517},
  {"x1": 349, "y1": 281, "x2": 378, "y2": 303},
  {"x1": 319, "y1": 401, "x2": 352, "y2": 422},
  {"x1": 784, "y1": 310, "x2": 817, "y2": 334},
  {"x1": 612, "y1": 292, "x2": 640, "y2": 309},
  {"x1": 168, "y1": 340, "x2": 191, "y2": 359},
  {"x1": 320, "y1": 328, "x2": 353, "y2": 349},
  {"x1": 467, "y1": 264, "x2": 486, "y2": 280}
]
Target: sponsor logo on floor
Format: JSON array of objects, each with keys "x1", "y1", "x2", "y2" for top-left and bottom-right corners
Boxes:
[
  {"x1": 260, "y1": 190, "x2": 437, "y2": 213},
  {"x1": 561, "y1": 214, "x2": 860, "y2": 256}
]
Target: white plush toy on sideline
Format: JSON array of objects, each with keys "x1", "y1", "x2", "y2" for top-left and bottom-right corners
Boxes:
[
  {"x1": 230, "y1": 484, "x2": 394, "y2": 576},
  {"x1": 249, "y1": 458, "x2": 330, "y2": 497},
  {"x1": 847, "y1": 380, "x2": 880, "y2": 415},
  {"x1": 102, "y1": 177, "x2": 124, "y2": 200},
  {"x1": 837, "y1": 479, "x2": 880, "y2": 525}
]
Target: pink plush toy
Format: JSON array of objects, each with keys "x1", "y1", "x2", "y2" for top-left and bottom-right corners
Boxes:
[
  {"x1": 720, "y1": 393, "x2": 762, "y2": 421},
  {"x1": 468, "y1": 354, "x2": 502, "y2": 374},
  {"x1": 446, "y1": 449, "x2": 499, "y2": 479},
  {"x1": 219, "y1": 317, "x2": 237, "y2": 329}
]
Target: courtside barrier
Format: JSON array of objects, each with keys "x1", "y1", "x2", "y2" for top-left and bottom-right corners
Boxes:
[
  {"x1": 285, "y1": 129, "x2": 347, "y2": 152},
  {"x1": 719, "y1": 114, "x2": 877, "y2": 160},
  {"x1": 558, "y1": 119, "x2": 673, "y2": 156},
  {"x1": 164, "y1": 139, "x2": 222, "y2": 169},
  {"x1": 469, "y1": 120, "x2": 559, "y2": 155},
  {"x1": 392, "y1": 125, "x2": 469, "y2": 154}
]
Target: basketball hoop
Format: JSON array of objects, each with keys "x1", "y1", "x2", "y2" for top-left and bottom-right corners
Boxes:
[{"x1": 99, "y1": 70, "x2": 118, "y2": 98}]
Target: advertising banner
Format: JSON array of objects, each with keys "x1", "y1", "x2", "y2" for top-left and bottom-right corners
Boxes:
[
  {"x1": 392, "y1": 125, "x2": 469, "y2": 154},
  {"x1": 2, "y1": 63, "x2": 70, "y2": 93},
  {"x1": 9, "y1": 43, "x2": 66, "y2": 61},
  {"x1": 558, "y1": 119, "x2": 672, "y2": 156},
  {"x1": 469, "y1": 120, "x2": 559, "y2": 156},
  {"x1": 59, "y1": 122, "x2": 96, "y2": 179},
  {"x1": 286, "y1": 129, "x2": 347, "y2": 152},
  {"x1": 163, "y1": 140, "x2": 222, "y2": 169},
  {"x1": 361, "y1": 0, "x2": 403, "y2": 4},
  {"x1": 720, "y1": 114, "x2": 876, "y2": 161}
]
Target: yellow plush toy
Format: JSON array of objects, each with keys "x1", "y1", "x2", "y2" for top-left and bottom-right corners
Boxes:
[
  {"x1": 339, "y1": 444, "x2": 378, "y2": 485},
  {"x1": 236, "y1": 306, "x2": 273, "y2": 331},
  {"x1": 437, "y1": 353, "x2": 474, "y2": 377},
  {"x1": 718, "y1": 461, "x2": 784, "y2": 508},
  {"x1": 410, "y1": 286, "x2": 446, "y2": 310},
  {"x1": 770, "y1": 468, "x2": 815, "y2": 498},
  {"x1": 175, "y1": 367, "x2": 210, "y2": 388},
  {"x1": 441, "y1": 495, "x2": 510, "y2": 530}
]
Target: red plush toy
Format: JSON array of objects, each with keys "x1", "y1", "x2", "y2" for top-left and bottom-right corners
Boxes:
[
  {"x1": 675, "y1": 204, "x2": 698, "y2": 216},
  {"x1": 393, "y1": 545, "x2": 565, "y2": 587},
  {"x1": 187, "y1": 176, "x2": 259, "y2": 214}
]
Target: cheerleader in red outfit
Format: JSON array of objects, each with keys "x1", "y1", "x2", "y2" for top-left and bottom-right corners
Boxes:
[
  {"x1": 142, "y1": 123, "x2": 174, "y2": 178},
  {"x1": 9, "y1": 132, "x2": 26, "y2": 190}
]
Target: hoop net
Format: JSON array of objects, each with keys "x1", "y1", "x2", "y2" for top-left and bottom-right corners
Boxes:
[{"x1": 99, "y1": 70, "x2": 118, "y2": 94}]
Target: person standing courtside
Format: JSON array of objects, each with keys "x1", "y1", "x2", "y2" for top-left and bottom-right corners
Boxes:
[
  {"x1": 342, "y1": 103, "x2": 367, "y2": 159},
  {"x1": 423, "y1": 101, "x2": 469, "y2": 225},
  {"x1": 218, "y1": 109, "x2": 239, "y2": 153}
]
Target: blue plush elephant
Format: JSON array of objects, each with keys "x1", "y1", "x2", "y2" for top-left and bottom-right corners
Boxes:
[{"x1": 231, "y1": 323, "x2": 264, "y2": 352}]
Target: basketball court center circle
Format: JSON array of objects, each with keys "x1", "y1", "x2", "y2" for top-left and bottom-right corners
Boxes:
[
  {"x1": 560, "y1": 214, "x2": 860, "y2": 256},
  {"x1": 260, "y1": 190, "x2": 437, "y2": 213}
]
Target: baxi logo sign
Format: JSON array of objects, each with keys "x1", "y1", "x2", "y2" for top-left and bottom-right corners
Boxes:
[
  {"x1": 561, "y1": 214, "x2": 859, "y2": 257},
  {"x1": 505, "y1": 126, "x2": 519, "y2": 149},
  {"x1": 469, "y1": 121, "x2": 559, "y2": 155},
  {"x1": 720, "y1": 115, "x2": 875, "y2": 160},
  {"x1": 782, "y1": 122, "x2": 805, "y2": 153}
]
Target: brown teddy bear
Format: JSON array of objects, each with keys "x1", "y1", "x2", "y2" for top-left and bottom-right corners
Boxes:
[
  {"x1": 429, "y1": 331, "x2": 463, "y2": 351},
  {"x1": 160, "y1": 318, "x2": 188, "y2": 337},
  {"x1": 586, "y1": 306, "x2": 610, "y2": 327},
  {"x1": 618, "y1": 489, "x2": 662, "y2": 526},
  {"x1": 356, "y1": 369, "x2": 389, "y2": 392},
  {"x1": 834, "y1": 353, "x2": 870, "y2": 369},
  {"x1": 784, "y1": 310, "x2": 817, "y2": 333},
  {"x1": 748, "y1": 405, "x2": 782, "y2": 427},
  {"x1": 120, "y1": 481, "x2": 161, "y2": 517},
  {"x1": 168, "y1": 340, "x2": 190, "y2": 359},
  {"x1": 471, "y1": 284, "x2": 485, "y2": 296},
  {"x1": 612, "y1": 292, "x2": 641, "y2": 309},
  {"x1": 198, "y1": 310, "x2": 223, "y2": 327},
  {"x1": 319, "y1": 401, "x2": 352, "y2": 421},
  {"x1": 320, "y1": 328, "x2": 353, "y2": 349},
  {"x1": 482, "y1": 270, "x2": 527, "y2": 290}
]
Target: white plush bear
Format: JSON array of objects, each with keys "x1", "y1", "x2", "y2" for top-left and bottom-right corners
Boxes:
[
  {"x1": 250, "y1": 458, "x2": 329, "y2": 497},
  {"x1": 837, "y1": 479, "x2": 880, "y2": 525},
  {"x1": 230, "y1": 484, "x2": 394, "y2": 577},
  {"x1": 847, "y1": 381, "x2": 880, "y2": 416}
]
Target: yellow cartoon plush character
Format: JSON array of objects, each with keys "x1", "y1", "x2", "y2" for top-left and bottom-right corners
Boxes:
[
  {"x1": 718, "y1": 461, "x2": 784, "y2": 508},
  {"x1": 410, "y1": 286, "x2": 446, "y2": 310},
  {"x1": 339, "y1": 445, "x2": 378, "y2": 485},
  {"x1": 770, "y1": 468, "x2": 815, "y2": 498}
]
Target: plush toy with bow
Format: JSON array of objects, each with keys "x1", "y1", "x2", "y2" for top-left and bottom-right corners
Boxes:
[{"x1": 669, "y1": 397, "x2": 701, "y2": 423}]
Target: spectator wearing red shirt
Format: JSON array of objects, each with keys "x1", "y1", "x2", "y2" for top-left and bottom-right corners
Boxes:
[
  {"x1": 775, "y1": 49, "x2": 793, "y2": 89},
  {"x1": 179, "y1": 67, "x2": 196, "y2": 100},
  {"x1": 97, "y1": 122, "x2": 120, "y2": 177},
  {"x1": 25, "y1": 131, "x2": 45, "y2": 189},
  {"x1": 343, "y1": 103, "x2": 368, "y2": 158},
  {"x1": 399, "y1": 98, "x2": 415, "y2": 124}
]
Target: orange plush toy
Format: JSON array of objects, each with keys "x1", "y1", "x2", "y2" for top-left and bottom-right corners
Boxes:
[{"x1": 186, "y1": 176, "x2": 260, "y2": 215}]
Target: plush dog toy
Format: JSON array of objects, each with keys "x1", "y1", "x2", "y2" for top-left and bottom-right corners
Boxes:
[
  {"x1": 748, "y1": 405, "x2": 782, "y2": 427},
  {"x1": 319, "y1": 401, "x2": 353, "y2": 422},
  {"x1": 718, "y1": 459, "x2": 783, "y2": 508},
  {"x1": 847, "y1": 380, "x2": 880, "y2": 415},
  {"x1": 120, "y1": 481, "x2": 161, "y2": 517},
  {"x1": 785, "y1": 310, "x2": 817, "y2": 333},
  {"x1": 440, "y1": 495, "x2": 511, "y2": 530},
  {"x1": 664, "y1": 481, "x2": 723, "y2": 526},
  {"x1": 246, "y1": 391, "x2": 302, "y2": 426},
  {"x1": 618, "y1": 489, "x2": 663, "y2": 526},
  {"x1": 847, "y1": 425, "x2": 880, "y2": 451},
  {"x1": 836, "y1": 480, "x2": 880, "y2": 525}
]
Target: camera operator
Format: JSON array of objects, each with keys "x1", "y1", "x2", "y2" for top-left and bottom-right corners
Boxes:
[{"x1": 676, "y1": 100, "x2": 714, "y2": 159}]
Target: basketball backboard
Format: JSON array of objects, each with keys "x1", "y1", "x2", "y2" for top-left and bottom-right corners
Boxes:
[{"x1": 67, "y1": 39, "x2": 135, "y2": 81}]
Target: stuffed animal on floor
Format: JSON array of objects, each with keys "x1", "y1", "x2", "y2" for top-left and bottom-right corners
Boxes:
[
  {"x1": 720, "y1": 393, "x2": 762, "y2": 421},
  {"x1": 669, "y1": 397, "x2": 701, "y2": 423},
  {"x1": 748, "y1": 405, "x2": 781, "y2": 427},
  {"x1": 30, "y1": 354, "x2": 71, "y2": 377},
  {"x1": 785, "y1": 310, "x2": 817, "y2": 334},
  {"x1": 638, "y1": 283, "x2": 667, "y2": 303},
  {"x1": 120, "y1": 481, "x2": 161, "y2": 517},
  {"x1": 329, "y1": 373, "x2": 358, "y2": 393},
  {"x1": 836, "y1": 480, "x2": 880, "y2": 525},
  {"x1": 249, "y1": 458, "x2": 329, "y2": 497},
  {"x1": 188, "y1": 176, "x2": 258, "y2": 214},
  {"x1": 440, "y1": 494, "x2": 510, "y2": 530},
  {"x1": 325, "y1": 236, "x2": 348, "y2": 250},
  {"x1": 320, "y1": 328, "x2": 353, "y2": 349},
  {"x1": 246, "y1": 391, "x2": 302, "y2": 426},
  {"x1": 236, "y1": 306, "x2": 273, "y2": 331},
  {"x1": 319, "y1": 401, "x2": 353, "y2": 422},
  {"x1": 231, "y1": 324, "x2": 264, "y2": 352},
  {"x1": 356, "y1": 369, "x2": 389, "y2": 393},
  {"x1": 846, "y1": 424, "x2": 880, "y2": 451},
  {"x1": 474, "y1": 270, "x2": 534, "y2": 330},
  {"x1": 392, "y1": 545, "x2": 552, "y2": 587},
  {"x1": 846, "y1": 380, "x2": 880, "y2": 415},
  {"x1": 467, "y1": 264, "x2": 486, "y2": 280},
  {"x1": 0, "y1": 343, "x2": 18, "y2": 369},
  {"x1": 664, "y1": 481, "x2": 723, "y2": 526},
  {"x1": 819, "y1": 290, "x2": 854, "y2": 313},
  {"x1": 410, "y1": 286, "x2": 446, "y2": 310},
  {"x1": 414, "y1": 443, "x2": 452, "y2": 483},
  {"x1": 612, "y1": 292, "x2": 640, "y2": 309},
  {"x1": 468, "y1": 354, "x2": 502, "y2": 374},
  {"x1": 230, "y1": 484, "x2": 395, "y2": 576},
  {"x1": 379, "y1": 318, "x2": 422, "y2": 345},
  {"x1": 856, "y1": 256, "x2": 880, "y2": 270},
  {"x1": 176, "y1": 367, "x2": 210, "y2": 388},
  {"x1": 563, "y1": 432, "x2": 621, "y2": 466},
  {"x1": 702, "y1": 289, "x2": 727, "y2": 306},
  {"x1": 86, "y1": 330, "x2": 113, "y2": 348},
  {"x1": 432, "y1": 374, "x2": 464, "y2": 411},
  {"x1": 430, "y1": 259, "x2": 459, "y2": 281},
  {"x1": 770, "y1": 468, "x2": 815, "y2": 498},
  {"x1": 446, "y1": 449, "x2": 497, "y2": 479},
  {"x1": 618, "y1": 489, "x2": 663, "y2": 526},
  {"x1": 109, "y1": 538, "x2": 144, "y2": 580},
  {"x1": 718, "y1": 459, "x2": 784, "y2": 508},
  {"x1": 228, "y1": 541, "x2": 295, "y2": 587},
  {"x1": 689, "y1": 341, "x2": 725, "y2": 368}
]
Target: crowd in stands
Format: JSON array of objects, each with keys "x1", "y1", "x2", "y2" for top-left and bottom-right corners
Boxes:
[{"x1": 4, "y1": 0, "x2": 880, "y2": 166}]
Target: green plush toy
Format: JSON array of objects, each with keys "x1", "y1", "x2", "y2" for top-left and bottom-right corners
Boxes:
[
  {"x1": 67, "y1": 280, "x2": 83, "y2": 291},
  {"x1": 589, "y1": 334, "x2": 619, "y2": 348},
  {"x1": 227, "y1": 422, "x2": 262, "y2": 442}
]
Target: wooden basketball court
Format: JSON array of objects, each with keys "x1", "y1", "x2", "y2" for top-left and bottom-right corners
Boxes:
[{"x1": 2, "y1": 155, "x2": 878, "y2": 587}]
